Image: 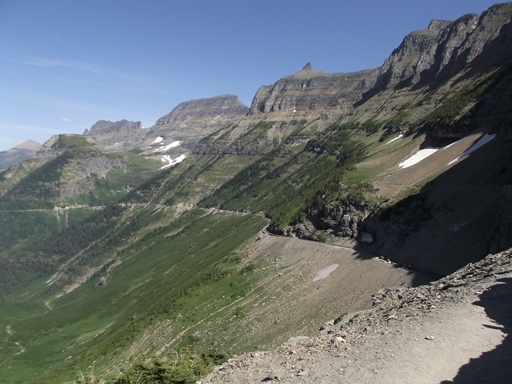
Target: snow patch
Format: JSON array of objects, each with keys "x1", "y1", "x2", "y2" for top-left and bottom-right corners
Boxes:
[
  {"x1": 160, "y1": 154, "x2": 186, "y2": 169},
  {"x1": 149, "y1": 136, "x2": 164, "y2": 146},
  {"x1": 385, "y1": 134, "x2": 403, "y2": 145},
  {"x1": 153, "y1": 141, "x2": 181, "y2": 152},
  {"x1": 443, "y1": 140, "x2": 460, "y2": 150},
  {"x1": 399, "y1": 147, "x2": 439, "y2": 168},
  {"x1": 448, "y1": 133, "x2": 496, "y2": 165},
  {"x1": 313, "y1": 264, "x2": 339, "y2": 282}
]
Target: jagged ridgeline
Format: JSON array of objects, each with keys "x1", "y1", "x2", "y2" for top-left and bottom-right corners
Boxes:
[{"x1": 1, "y1": 3, "x2": 512, "y2": 383}]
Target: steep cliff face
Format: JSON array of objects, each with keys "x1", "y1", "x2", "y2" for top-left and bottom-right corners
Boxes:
[
  {"x1": 369, "y1": 3, "x2": 512, "y2": 94},
  {"x1": 249, "y1": 63, "x2": 378, "y2": 116}
]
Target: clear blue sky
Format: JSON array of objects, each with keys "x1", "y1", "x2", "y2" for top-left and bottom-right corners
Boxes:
[{"x1": 0, "y1": 0, "x2": 502, "y2": 150}]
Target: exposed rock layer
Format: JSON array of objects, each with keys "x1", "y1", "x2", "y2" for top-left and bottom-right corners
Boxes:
[
  {"x1": 249, "y1": 63, "x2": 378, "y2": 116},
  {"x1": 368, "y1": 3, "x2": 512, "y2": 93}
]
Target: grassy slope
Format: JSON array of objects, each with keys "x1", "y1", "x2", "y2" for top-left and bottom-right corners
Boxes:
[{"x1": 0, "y1": 210, "x2": 267, "y2": 383}]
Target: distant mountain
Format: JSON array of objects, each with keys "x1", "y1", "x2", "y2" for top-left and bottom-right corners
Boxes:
[
  {"x1": 141, "y1": 94, "x2": 250, "y2": 154},
  {"x1": 0, "y1": 140, "x2": 41, "y2": 170},
  {"x1": 81, "y1": 95, "x2": 250, "y2": 161},
  {"x1": 84, "y1": 119, "x2": 143, "y2": 136},
  {"x1": 0, "y1": 134, "x2": 161, "y2": 208},
  {"x1": 84, "y1": 119, "x2": 146, "y2": 151}
]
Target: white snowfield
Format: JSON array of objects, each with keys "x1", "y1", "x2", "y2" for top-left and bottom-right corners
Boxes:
[
  {"x1": 398, "y1": 132, "x2": 496, "y2": 169},
  {"x1": 399, "y1": 147, "x2": 439, "y2": 168},
  {"x1": 312, "y1": 264, "x2": 339, "y2": 282},
  {"x1": 448, "y1": 133, "x2": 496, "y2": 165},
  {"x1": 160, "y1": 154, "x2": 186, "y2": 169},
  {"x1": 153, "y1": 141, "x2": 182, "y2": 153},
  {"x1": 149, "y1": 136, "x2": 164, "y2": 146},
  {"x1": 385, "y1": 134, "x2": 403, "y2": 145}
]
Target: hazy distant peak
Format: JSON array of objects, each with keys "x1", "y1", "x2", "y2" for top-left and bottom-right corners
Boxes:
[
  {"x1": 85, "y1": 120, "x2": 143, "y2": 136},
  {"x1": 14, "y1": 140, "x2": 41, "y2": 151}
]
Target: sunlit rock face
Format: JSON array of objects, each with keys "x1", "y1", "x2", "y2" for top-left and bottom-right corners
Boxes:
[
  {"x1": 368, "y1": 3, "x2": 512, "y2": 93},
  {"x1": 249, "y1": 63, "x2": 379, "y2": 116}
]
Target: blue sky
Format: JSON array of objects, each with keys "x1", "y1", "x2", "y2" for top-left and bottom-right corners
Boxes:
[{"x1": 0, "y1": 0, "x2": 501, "y2": 151}]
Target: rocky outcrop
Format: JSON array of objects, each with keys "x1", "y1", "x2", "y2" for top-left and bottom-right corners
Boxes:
[
  {"x1": 360, "y1": 194, "x2": 433, "y2": 248},
  {"x1": 249, "y1": 63, "x2": 378, "y2": 116},
  {"x1": 193, "y1": 139, "x2": 272, "y2": 156},
  {"x1": 57, "y1": 152, "x2": 128, "y2": 198},
  {"x1": 283, "y1": 200, "x2": 375, "y2": 241},
  {"x1": 368, "y1": 3, "x2": 512, "y2": 94}
]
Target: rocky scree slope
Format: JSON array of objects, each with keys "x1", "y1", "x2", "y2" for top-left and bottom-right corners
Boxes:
[{"x1": 203, "y1": 248, "x2": 512, "y2": 383}]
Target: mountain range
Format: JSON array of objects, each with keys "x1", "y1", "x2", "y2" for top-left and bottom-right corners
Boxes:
[{"x1": 0, "y1": 3, "x2": 511, "y2": 383}]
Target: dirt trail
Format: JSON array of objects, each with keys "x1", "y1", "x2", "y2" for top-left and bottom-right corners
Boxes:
[{"x1": 202, "y1": 250, "x2": 512, "y2": 383}]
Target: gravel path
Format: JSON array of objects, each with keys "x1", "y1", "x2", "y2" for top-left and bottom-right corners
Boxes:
[{"x1": 202, "y1": 250, "x2": 512, "y2": 383}]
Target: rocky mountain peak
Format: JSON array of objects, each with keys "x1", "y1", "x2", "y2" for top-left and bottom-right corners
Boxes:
[
  {"x1": 366, "y1": 3, "x2": 512, "y2": 94},
  {"x1": 427, "y1": 19, "x2": 453, "y2": 31},
  {"x1": 0, "y1": 140, "x2": 42, "y2": 170},
  {"x1": 302, "y1": 62, "x2": 313, "y2": 71},
  {"x1": 248, "y1": 66, "x2": 378, "y2": 115},
  {"x1": 14, "y1": 140, "x2": 41, "y2": 151},
  {"x1": 144, "y1": 95, "x2": 250, "y2": 154},
  {"x1": 154, "y1": 94, "x2": 248, "y2": 128},
  {"x1": 84, "y1": 120, "x2": 143, "y2": 136}
]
